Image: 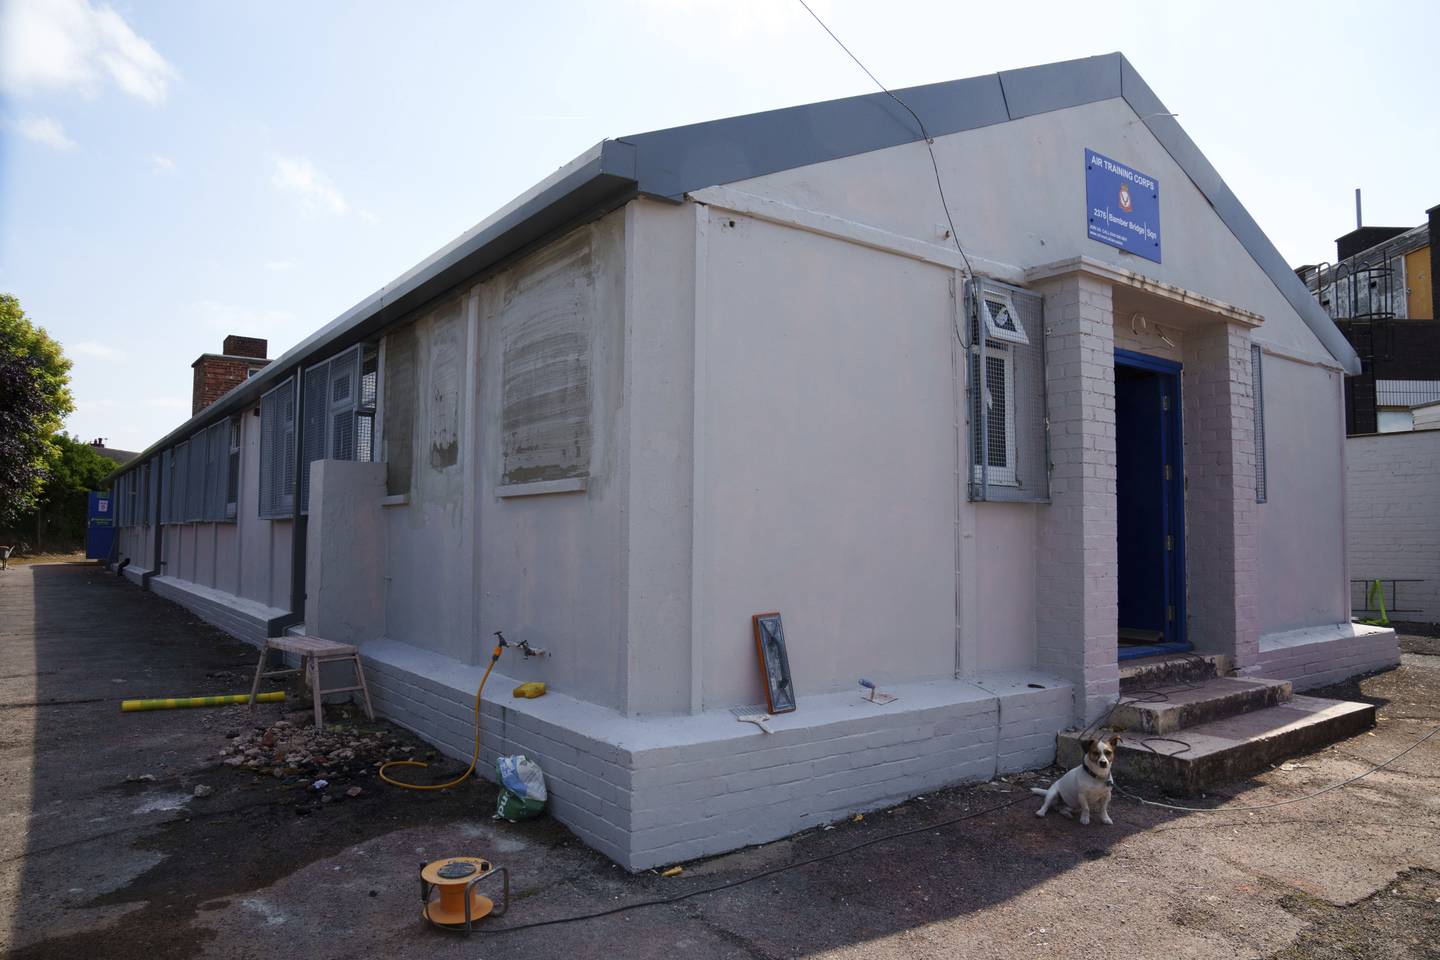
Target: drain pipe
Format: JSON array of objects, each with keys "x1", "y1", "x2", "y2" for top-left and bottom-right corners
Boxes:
[
  {"x1": 280, "y1": 363, "x2": 310, "y2": 634},
  {"x1": 251, "y1": 363, "x2": 312, "y2": 636},
  {"x1": 143, "y1": 456, "x2": 163, "y2": 591}
]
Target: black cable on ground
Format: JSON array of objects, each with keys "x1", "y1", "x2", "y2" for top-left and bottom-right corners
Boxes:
[
  {"x1": 479, "y1": 793, "x2": 1032, "y2": 935},
  {"x1": 1119, "y1": 719, "x2": 1440, "y2": 813}
]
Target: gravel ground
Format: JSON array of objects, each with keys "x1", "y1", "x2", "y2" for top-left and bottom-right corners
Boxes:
[{"x1": 2, "y1": 562, "x2": 1438, "y2": 959}]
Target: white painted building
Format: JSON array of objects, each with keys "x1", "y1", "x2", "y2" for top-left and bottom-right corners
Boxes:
[{"x1": 107, "y1": 54, "x2": 1398, "y2": 869}]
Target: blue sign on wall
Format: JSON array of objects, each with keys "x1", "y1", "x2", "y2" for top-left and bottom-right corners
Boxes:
[{"x1": 1086, "y1": 149, "x2": 1161, "y2": 263}]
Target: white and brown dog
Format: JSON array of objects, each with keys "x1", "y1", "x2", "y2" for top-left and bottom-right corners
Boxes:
[{"x1": 1032, "y1": 735, "x2": 1119, "y2": 825}]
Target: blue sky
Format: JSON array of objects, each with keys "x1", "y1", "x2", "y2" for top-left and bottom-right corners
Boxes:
[{"x1": 2, "y1": 0, "x2": 1437, "y2": 452}]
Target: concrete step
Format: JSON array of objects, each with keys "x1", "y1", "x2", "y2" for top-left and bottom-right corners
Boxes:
[
  {"x1": 1058, "y1": 695, "x2": 1376, "y2": 796},
  {"x1": 1110, "y1": 677, "x2": 1292, "y2": 735},
  {"x1": 1119, "y1": 652, "x2": 1230, "y2": 692}
]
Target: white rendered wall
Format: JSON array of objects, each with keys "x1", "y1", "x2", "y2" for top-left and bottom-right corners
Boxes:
[
  {"x1": 724, "y1": 97, "x2": 1337, "y2": 369},
  {"x1": 1257, "y1": 356, "x2": 1351, "y2": 633},
  {"x1": 380, "y1": 212, "x2": 633, "y2": 712},
  {"x1": 697, "y1": 212, "x2": 961, "y2": 707},
  {"x1": 720, "y1": 95, "x2": 1351, "y2": 652},
  {"x1": 1345, "y1": 430, "x2": 1440, "y2": 623},
  {"x1": 380, "y1": 295, "x2": 476, "y2": 665},
  {"x1": 306, "y1": 460, "x2": 387, "y2": 643}
]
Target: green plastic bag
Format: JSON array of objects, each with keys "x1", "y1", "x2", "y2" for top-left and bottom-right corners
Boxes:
[
  {"x1": 493, "y1": 754, "x2": 547, "y2": 821},
  {"x1": 495, "y1": 787, "x2": 546, "y2": 822}
]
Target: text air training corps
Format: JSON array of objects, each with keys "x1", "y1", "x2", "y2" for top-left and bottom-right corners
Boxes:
[{"x1": 1085, "y1": 148, "x2": 1162, "y2": 263}]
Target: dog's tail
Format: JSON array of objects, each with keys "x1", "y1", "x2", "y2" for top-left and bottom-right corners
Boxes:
[{"x1": 1029, "y1": 786, "x2": 1049, "y2": 796}]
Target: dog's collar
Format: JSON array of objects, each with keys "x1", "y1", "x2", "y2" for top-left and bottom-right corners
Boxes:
[{"x1": 1084, "y1": 762, "x2": 1114, "y2": 787}]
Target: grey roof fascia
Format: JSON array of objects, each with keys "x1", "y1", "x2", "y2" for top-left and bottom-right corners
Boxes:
[
  {"x1": 107, "y1": 140, "x2": 638, "y2": 482},
  {"x1": 998, "y1": 54, "x2": 1122, "y2": 120},
  {"x1": 1118, "y1": 57, "x2": 1362, "y2": 374},
  {"x1": 621, "y1": 72, "x2": 1010, "y2": 199}
]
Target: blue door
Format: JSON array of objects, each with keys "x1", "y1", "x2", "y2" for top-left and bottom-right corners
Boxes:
[
  {"x1": 1115, "y1": 350, "x2": 1187, "y2": 659},
  {"x1": 85, "y1": 491, "x2": 115, "y2": 560}
]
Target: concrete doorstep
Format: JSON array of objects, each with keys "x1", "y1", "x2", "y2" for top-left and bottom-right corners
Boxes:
[{"x1": 1060, "y1": 676, "x2": 1377, "y2": 795}]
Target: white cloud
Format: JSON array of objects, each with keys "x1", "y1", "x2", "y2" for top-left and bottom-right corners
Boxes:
[
  {"x1": 70, "y1": 338, "x2": 123, "y2": 359},
  {"x1": 150, "y1": 153, "x2": 175, "y2": 174},
  {"x1": 73, "y1": 396, "x2": 117, "y2": 415},
  {"x1": 270, "y1": 155, "x2": 348, "y2": 215},
  {"x1": 0, "y1": 0, "x2": 177, "y2": 104},
  {"x1": 143, "y1": 396, "x2": 189, "y2": 409},
  {"x1": 264, "y1": 259, "x2": 297, "y2": 272},
  {"x1": 358, "y1": 209, "x2": 380, "y2": 224},
  {"x1": 192, "y1": 300, "x2": 296, "y2": 337},
  {"x1": 15, "y1": 115, "x2": 76, "y2": 150}
]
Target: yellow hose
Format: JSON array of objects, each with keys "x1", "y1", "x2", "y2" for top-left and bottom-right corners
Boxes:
[{"x1": 380, "y1": 643, "x2": 501, "y2": 791}]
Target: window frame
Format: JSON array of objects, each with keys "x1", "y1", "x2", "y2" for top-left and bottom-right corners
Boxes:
[{"x1": 980, "y1": 290, "x2": 1030, "y2": 347}]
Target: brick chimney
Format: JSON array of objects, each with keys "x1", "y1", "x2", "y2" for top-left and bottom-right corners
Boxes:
[{"x1": 192, "y1": 336, "x2": 271, "y2": 414}]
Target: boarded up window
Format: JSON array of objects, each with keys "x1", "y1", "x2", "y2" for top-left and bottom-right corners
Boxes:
[
  {"x1": 383, "y1": 324, "x2": 417, "y2": 495},
  {"x1": 427, "y1": 306, "x2": 462, "y2": 470},
  {"x1": 500, "y1": 236, "x2": 592, "y2": 485}
]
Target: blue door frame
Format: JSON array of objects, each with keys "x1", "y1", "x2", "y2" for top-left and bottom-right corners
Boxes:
[{"x1": 1114, "y1": 349, "x2": 1188, "y2": 660}]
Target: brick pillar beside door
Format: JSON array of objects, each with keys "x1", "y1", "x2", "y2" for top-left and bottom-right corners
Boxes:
[
  {"x1": 1181, "y1": 322, "x2": 1260, "y2": 668},
  {"x1": 1033, "y1": 273, "x2": 1119, "y2": 724}
]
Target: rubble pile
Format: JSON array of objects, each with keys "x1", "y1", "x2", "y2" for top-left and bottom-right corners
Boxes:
[{"x1": 217, "y1": 711, "x2": 439, "y2": 792}]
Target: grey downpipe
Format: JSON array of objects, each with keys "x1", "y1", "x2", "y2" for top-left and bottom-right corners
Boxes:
[
  {"x1": 142, "y1": 464, "x2": 162, "y2": 591},
  {"x1": 272, "y1": 364, "x2": 309, "y2": 635}
]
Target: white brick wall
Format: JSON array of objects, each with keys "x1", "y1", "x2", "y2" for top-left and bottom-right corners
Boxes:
[
  {"x1": 1182, "y1": 322, "x2": 1261, "y2": 665},
  {"x1": 147, "y1": 575, "x2": 290, "y2": 645},
  {"x1": 360, "y1": 640, "x2": 1073, "y2": 871},
  {"x1": 1033, "y1": 273, "x2": 1119, "y2": 722},
  {"x1": 1345, "y1": 430, "x2": 1440, "y2": 623},
  {"x1": 1248, "y1": 623, "x2": 1398, "y2": 690}
]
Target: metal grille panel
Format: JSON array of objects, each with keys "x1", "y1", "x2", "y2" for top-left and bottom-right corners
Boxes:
[
  {"x1": 966, "y1": 279, "x2": 1048, "y2": 502},
  {"x1": 160, "y1": 449, "x2": 173, "y2": 523},
  {"x1": 259, "y1": 378, "x2": 296, "y2": 519},
  {"x1": 187, "y1": 429, "x2": 207, "y2": 521},
  {"x1": 300, "y1": 362, "x2": 330, "y2": 513}
]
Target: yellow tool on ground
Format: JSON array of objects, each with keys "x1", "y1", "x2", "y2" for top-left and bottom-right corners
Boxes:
[
  {"x1": 512, "y1": 681, "x2": 546, "y2": 699},
  {"x1": 420, "y1": 856, "x2": 509, "y2": 934},
  {"x1": 121, "y1": 691, "x2": 284, "y2": 712}
]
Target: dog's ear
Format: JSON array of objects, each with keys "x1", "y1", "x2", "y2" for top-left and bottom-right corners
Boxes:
[
  {"x1": 1104, "y1": 734, "x2": 1121, "y2": 749},
  {"x1": 1081, "y1": 737, "x2": 1096, "y2": 754}
]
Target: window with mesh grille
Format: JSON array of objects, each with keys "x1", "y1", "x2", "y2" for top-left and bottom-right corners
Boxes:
[
  {"x1": 356, "y1": 352, "x2": 378, "y2": 464},
  {"x1": 258, "y1": 378, "x2": 296, "y2": 519},
  {"x1": 966, "y1": 279, "x2": 1047, "y2": 502},
  {"x1": 226, "y1": 418, "x2": 240, "y2": 519},
  {"x1": 295, "y1": 344, "x2": 372, "y2": 513}
]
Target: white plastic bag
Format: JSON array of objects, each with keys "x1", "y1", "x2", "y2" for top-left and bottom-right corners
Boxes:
[{"x1": 496, "y1": 754, "x2": 547, "y2": 802}]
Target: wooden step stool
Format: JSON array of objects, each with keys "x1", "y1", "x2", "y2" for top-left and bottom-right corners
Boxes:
[{"x1": 248, "y1": 635, "x2": 374, "y2": 731}]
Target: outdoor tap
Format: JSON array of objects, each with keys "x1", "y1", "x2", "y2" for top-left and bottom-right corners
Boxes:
[{"x1": 493, "y1": 631, "x2": 548, "y2": 658}]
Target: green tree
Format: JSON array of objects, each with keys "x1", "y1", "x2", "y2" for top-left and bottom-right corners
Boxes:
[
  {"x1": 0, "y1": 294, "x2": 75, "y2": 527},
  {"x1": 35, "y1": 434, "x2": 117, "y2": 544}
]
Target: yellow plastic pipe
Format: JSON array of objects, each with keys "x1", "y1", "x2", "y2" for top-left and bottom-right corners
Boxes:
[{"x1": 121, "y1": 691, "x2": 285, "y2": 712}]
